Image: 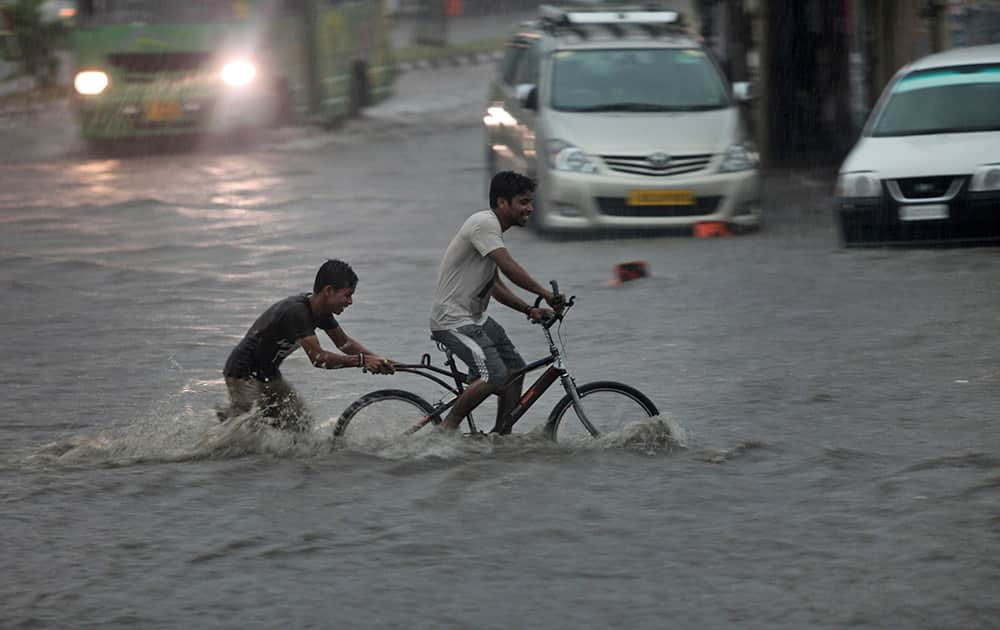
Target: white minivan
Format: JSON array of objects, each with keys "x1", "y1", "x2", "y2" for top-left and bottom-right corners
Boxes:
[
  {"x1": 484, "y1": 5, "x2": 761, "y2": 234},
  {"x1": 835, "y1": 44, "x2": 1000, "y2": 246}
]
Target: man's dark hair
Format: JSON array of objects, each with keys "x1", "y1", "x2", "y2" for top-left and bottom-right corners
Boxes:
[
  {"x1": 314, "y1": 259, "x2": 358, "y2": 293},
  {"x1": 489, "y1": 171, "x2": 536, "y2": 209}
]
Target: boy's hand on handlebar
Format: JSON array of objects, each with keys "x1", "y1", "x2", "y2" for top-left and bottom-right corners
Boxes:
[{"x1": 362, "y1": 355, "x2": 396, "y2": 374}]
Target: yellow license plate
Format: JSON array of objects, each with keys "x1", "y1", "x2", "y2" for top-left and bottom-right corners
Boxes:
[
  {"x1": 143, "y1": 101, "x2": 182, "y2": 122},
  {"x1": 627, "y1": 189, "x2": 695, "y2": 206}
]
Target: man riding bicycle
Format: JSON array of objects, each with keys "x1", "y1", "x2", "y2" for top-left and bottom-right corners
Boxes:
[{"x1": 429, "y1": 171, "x2": 563, "y2": 434}]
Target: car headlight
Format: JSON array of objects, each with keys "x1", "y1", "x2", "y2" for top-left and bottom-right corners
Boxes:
[
  {"x1": 546, "y1": 139, "x2": 598, "y2": 173},
  {"x1": 718, "y1": 142, "x2": 758, "y2": 172},
  {"x1": 220, "y1": 60, "x2": 256, "y2": 87},
  {"x1": 74, "y1": 71, "x2": 109, "y2": 95},
  {"x1": 835, "y1": 171, "x2": 882, "y2": 198},
  {"x1": 970, "y1": 164, "x2": 1000, "y2": 192}
]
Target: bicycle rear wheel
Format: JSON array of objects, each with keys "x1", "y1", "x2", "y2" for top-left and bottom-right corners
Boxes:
[
  {"x1": 547, "y1": 381, "x2": 659, "y2": 442},
  {"x1": 334, "y1": 390, "x2": 437, "y2": 441}
]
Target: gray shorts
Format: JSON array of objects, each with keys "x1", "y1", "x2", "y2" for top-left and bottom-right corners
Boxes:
[{"x1": 431, "y1": 317, "x2": 526, "y2": 384}]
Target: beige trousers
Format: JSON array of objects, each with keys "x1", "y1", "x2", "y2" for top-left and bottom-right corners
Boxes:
[{"x1": 220, "y1": 376, "x2": 311, "y2": 431}]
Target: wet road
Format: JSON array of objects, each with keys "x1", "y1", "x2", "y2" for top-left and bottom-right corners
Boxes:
[{"x1": 2, "y1": 64, "x2": 999, "y2": 629}]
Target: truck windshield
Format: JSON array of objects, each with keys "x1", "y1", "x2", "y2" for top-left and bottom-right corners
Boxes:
[
  {"x1": 871, "y1": 64, "x2": 1000, "y2": 136},
  {"x1": 550, "y1": 48, "x2": 729, "y2": 112},
  {"x1": 78, "y1": 0, "x2": 252, "y2": 24}
]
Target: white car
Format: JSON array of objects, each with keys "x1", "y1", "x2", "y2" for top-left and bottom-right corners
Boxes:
[
  {"x1": 835, "y1": 44, "x2": 1000, "y2": 246},
  {"x1": 484, "y1": 4, "x2": 761, "y2": 234}
]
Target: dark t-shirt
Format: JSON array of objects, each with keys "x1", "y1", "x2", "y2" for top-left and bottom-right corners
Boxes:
[{"x1": 224, "y1": 294, "x2": 339, "y2": 381}]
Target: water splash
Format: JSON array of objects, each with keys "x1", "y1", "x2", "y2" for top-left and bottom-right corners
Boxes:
[
  {"x1": 337, "y1": 414, "x2": 688, "y2": 460},
  {"x1": 21, "y1": 407, "x2": 334, "y2": 469},
  {"x1": 20, "y1": 401, "x2": 689, "y2": 469}
]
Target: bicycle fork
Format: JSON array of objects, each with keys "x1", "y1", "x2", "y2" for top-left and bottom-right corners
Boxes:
[
  {"x1": 500, "y1": 329, "x2": 599, "y2": 437},
  {"x1": 559, "y1": 372, "x2": 600, "y2": 437}
]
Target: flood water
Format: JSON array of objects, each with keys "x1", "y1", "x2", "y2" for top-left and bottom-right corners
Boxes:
[{"x1": 2, "y1": 64, "x2": 999, "y2": 629}]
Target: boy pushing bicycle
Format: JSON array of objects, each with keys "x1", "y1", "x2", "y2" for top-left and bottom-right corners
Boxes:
[{"x1": 429, "y1": 171, "x2": 564, "y2": 434}]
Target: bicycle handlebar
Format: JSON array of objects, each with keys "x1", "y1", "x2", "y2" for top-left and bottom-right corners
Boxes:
[{"x1": 531, "y1": 279, "x2": 575, "y2": 329}]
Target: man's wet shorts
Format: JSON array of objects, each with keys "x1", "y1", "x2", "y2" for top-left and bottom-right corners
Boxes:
[{"x1": 431, "y1": 317, "x2": 526, "y2": 384}]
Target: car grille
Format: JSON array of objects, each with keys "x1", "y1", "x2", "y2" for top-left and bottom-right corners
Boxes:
[
  {"x1": 596, "y1": 196, "x2": 721, "y2": 217},
  {"x1": 893, "y1": 176, "x2": 964, "y2": 200},
  {"x1": 601, "y1": 153, "x2": 713, "y2": 177},
  {"x1": 109, "y1": 52, "x2": 214, "y2": 82}
]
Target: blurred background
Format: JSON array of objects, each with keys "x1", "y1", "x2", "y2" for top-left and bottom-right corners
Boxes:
[{"x1": 3, "y1": 0, "x2": 999, "y2": 166}]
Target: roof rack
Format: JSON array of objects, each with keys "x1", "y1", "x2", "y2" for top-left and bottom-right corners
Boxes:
[
  {"x1": 538, "y1": 3, "x2": 686, "y2": 38},
  {"x1": 539, "y1": 3, "x2": 682, "y2": 27}
]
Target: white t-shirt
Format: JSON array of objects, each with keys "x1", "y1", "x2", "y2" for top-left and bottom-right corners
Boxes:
[{"x1": 430, "y1": 210, "x2": 505, "y2": 331}]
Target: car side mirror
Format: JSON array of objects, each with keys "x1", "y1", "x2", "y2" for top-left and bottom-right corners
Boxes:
[
  {"x1": 732, "y1": 81, "x2": 754, "y2": 103},
  {"x1": 516, "y1": 83, "x2": 538, "y2": 111}
]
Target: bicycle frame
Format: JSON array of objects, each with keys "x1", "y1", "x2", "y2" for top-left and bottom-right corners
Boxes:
[{"x1": 393, "y1": 305, "x2": 596, "y2": 435}]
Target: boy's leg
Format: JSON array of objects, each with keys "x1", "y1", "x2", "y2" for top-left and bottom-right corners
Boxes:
[
  {"x1": 218, "y1": 376, "x2": 261, "y2": 421},
  {"x1": 261, "y1": 378, "x2": 312, "y2": 432}
]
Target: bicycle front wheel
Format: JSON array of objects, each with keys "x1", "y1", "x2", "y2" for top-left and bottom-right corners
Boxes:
[
  {"x1": 334, "y1": 390, "x2": 437, "y2": 441},
  {"x1": 547, "y1": 381, "x2": 659, "y2": 442}
]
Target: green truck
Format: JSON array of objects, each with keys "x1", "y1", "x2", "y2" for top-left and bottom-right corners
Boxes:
[{"x1": 71, "y1": 0, "x2": 393, "y2": 142}]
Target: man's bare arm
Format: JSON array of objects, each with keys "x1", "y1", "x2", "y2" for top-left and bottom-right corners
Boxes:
[
  {"x1": 491, "y1": 276, "x2": 533, "y2": 315},
  {"x1": 488, "y1": 247, "x2": 552, "y2": 301}
]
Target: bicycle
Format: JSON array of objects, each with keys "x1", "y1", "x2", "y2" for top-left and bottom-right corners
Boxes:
[{"x1": 334, "y1": 282, "x2": 661, "y2": 443}]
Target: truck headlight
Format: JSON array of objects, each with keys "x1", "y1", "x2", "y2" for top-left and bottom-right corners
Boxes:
[
  {"x1": 718, "y1": 142, "x2": 758, "y2": 172},
  {"x1": 74, "y1": 71, "x2": 109, "y2": 95},
  {"x1": 546, "y1": 139, "x2": 598, "y2": 173},
  {"x1": 221, "y1": 60, "x2": 256, "y2": 87},
  {"x1": 970, "y1": 164, "x2": 1000, "y2": 192},
  {"x1": 835, "y1": 171, "x2": 882, "y2": 199}
]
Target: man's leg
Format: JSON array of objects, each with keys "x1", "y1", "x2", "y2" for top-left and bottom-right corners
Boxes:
[
  {"x1": 483, "y1": 317, "x2": 527, "y2": 435},
  {"x1": 491, "y1": 373, "x2": 523, "y2": 435},
  {"x1": 441, "y1": 378, "x2": 496, "y2": 430},
  {"x1": 431, "y1": 324, "x2": 509, "y2": 432}
]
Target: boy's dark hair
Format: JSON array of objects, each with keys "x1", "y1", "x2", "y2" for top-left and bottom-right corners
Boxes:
[
  {"x1": 489, "y1": 171, "x2": 536, "y2": 209},
  {"x1": 314, "y1": 259, "x2": 358, "y2": 293}
]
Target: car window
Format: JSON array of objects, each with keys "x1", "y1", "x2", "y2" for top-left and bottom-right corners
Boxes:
[
  {"x1": 549, "y1": 48, "x2": 729, "y2": 112},
  {"x1": 500, "y1": 38, "x2": 533, "y2": 86},
  {"x1": 83, "y1": 0, "x2": 248, "y2": 22},
  {"x1": 871, "y1": 64, "x2": 1000, "y2": 136},
  {"x1": 512, "y1": 41, "x2": 540, "y2": 86}
]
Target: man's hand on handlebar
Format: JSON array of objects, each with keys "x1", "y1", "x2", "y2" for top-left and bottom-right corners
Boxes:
[
  {"x1": 546, "y1": 291, "x2": 566, "y2": 313},
  {"x1": 530, "y1": 281, "x2": 572, "y2": 325},
  {"x1": 527, "y1": 306, "x2": 556, "y2": 323}
]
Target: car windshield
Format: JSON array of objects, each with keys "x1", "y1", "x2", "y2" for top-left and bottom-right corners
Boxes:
[
  {"x1": 870, "y1": 64, "x2": 1000, "y2": 136},
  {"x1": 549, "y1": 48, "x2": 730, "y2": 112},
  {"x1": 80, "y1": 0, "x2": 251, "y2": 24}
]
